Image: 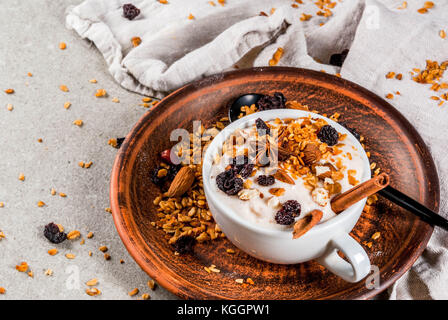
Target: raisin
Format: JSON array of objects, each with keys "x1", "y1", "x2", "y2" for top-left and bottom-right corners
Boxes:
[
  {"x1": 257, "y1": 175, "x2": 275, "y2": 186},
  {"x1": 255, "y1": 118, "x2": 270, "y2": 135},
  {"x1": 231, "y1": 156, "x2": 254, "y2": 179},
  {"x1": 44, "y1": 222, "x2": 67, "y2": 244},
  {"x1": 317, "y1": 125, "x2": 339, "y2": 146},
  {"x1": 167, "y1": 164, "x2": 181, "y2": 181},
  {"x1": 216, "y1": 169, "x2": 243, "y2": 195},
  {"x1": 150, "y1": 164, "x2": 180, "y2": 185},
  {"x1": 123, "y1": 3, "x2": 141, "y2": 20},
  {"x1": 283, "y1": 200, "x2": 301, "y2": 215},
  {"x1": 173, "y1": 235, "x2": 195, "y2": 254},
  {"x1": 150, "y1": 166, "x2": 165, "y2": 185},
  {"x1": 257, "y1": 92, "x2": 286, "y2": 111},
  {"x1": 338, "y1": 122, "x2": 361, "y2": 141},
  {"x1": 329, "y1": 49, "x2": 349, "y2": 67},
  {"x1": 275, "y1": 208, "x2": 296, "y2": 225},
  {"x1": 116, "y1": 137, "x2": 125, "y2": 149},
  {"x1": 274, "y1": 200, "x2": 301, "y2": 225}
]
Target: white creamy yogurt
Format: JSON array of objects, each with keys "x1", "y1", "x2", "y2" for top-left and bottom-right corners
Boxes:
[{"x1": 210, "y1": 119, "x2": 365, "y2": 231}]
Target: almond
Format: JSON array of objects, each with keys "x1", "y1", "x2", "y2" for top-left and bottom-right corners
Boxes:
[
  {"x1": 164, "y1": 166, "x2": 195, "y2": 197},
  {"x1": 302, "y1": 143, "x2": 322, "y2": 165},
  {"x1": 292, "y1": 210, "x2": 323, "y2": 239},
  {"x1": 273, "y1": 169, "x2": 295, "y2": 185}
]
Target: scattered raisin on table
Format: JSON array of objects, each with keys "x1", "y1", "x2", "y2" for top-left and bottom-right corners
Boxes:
[
  {"x1": 317, "y1": 125, "x2": 339, "y2": 146},
  {"x1": 275, "y1": 200, "x2": 301, "y2": 225},
  {"x1": 231, "y1": 155, "x2": 254, "y2": 179},
  {"x1": 123, "y1": 3, "x2": 141, "y2": 20},
  {"x1": 257, "y1": 92, "x2": 286, "y2": 111},
  {"x1": 329, "y1": 49, "x2": 349, "y2": 67},
  {"x1": 255, "y1": 118, "x2": 270, "y2": 135},
  {"x1": 173, "y1": 235, "x2": 195, "y2": 254},
  {"x1": 44, "y1": 222, "x2": 67, "y2": 244},
  {"x1": 216, "y1": 169, "x2": 243, "y2": 195},
  {"x1": 257, "y1": 175, "x2": 275, "y2": 186}
]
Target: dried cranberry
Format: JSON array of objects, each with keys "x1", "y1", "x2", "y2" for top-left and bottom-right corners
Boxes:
[
  {"x1": 255, "y1": 118, "x2": 270, "y2": 135},
  {"x1": 257, "y1": 175, "x2": 275, "y2": 186},
  {"x1": 274, "y1": 200, "x2": 301, "y2": 225},
  {"x1": 329, "y1": 49, "x2": 349, "y2": 67},
  {"x1": 216, "y1": 169, "x2": 243, "y2": 195},
  {"x1": 317, "y1": 125, "x2": 339, "y2": 146},
  {"x1": 123, "y1": 3, "x2": 140, "y2": 20},
  {"x1": 173, "y1": 235, "x2": 195, "y2": 254},
  {"x1": 257, "y1": 92, "x2": 286, "y2": 111},
  {"x1": 44, "y1": 222, "x2": 67, "y2": 244},
  {"x1": 160, "y1": 149, "x2": 173, "y2": 164}
]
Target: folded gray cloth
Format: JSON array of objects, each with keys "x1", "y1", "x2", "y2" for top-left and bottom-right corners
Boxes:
[{"x1": 67, "y1": 0, "x2": 448, "y2": 299}]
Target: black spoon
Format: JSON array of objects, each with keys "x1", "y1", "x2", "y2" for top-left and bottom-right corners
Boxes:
[{"x1": 228, "y1": 93, "x2": 263, "y2": 122}]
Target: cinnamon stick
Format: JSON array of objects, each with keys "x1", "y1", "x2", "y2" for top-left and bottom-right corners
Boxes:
[
  {"x1": 331, "y1": 173, "x2": 390, "y2": 214},
  {"x1": 292, "y1": 209, "x2": 323, "y2": 239}
]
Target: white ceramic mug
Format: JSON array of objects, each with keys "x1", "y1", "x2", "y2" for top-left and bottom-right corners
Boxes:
[{"x1": 202, "y1": 109, "x2": 372, "y2": 283}]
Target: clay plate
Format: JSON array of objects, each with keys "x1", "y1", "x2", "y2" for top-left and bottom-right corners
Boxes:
[{"x1": 110, "y1": 67, "x2": 439, "y2": 299}]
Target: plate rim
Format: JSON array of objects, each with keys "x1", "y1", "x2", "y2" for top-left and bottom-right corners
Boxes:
[{"x1": 110, "y1": 66, "x2": 439, "y2": 300}]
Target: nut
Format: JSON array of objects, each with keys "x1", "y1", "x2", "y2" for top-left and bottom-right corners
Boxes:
[
  {"x1": 302, "y1": 143, "x2": 322, "y2": 165},
  {"x1": 164, "y1": 166, "x2": 195, "y2": 198}
]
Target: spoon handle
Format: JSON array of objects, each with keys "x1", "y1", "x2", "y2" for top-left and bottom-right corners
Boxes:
[{"x1": 378, "y1": 185, "x2": 448, "y2": 231}]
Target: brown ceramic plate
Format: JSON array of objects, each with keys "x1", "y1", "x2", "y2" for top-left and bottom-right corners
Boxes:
[{"x1": 110, "y1": 67, "x2": 439, "y2": 300}]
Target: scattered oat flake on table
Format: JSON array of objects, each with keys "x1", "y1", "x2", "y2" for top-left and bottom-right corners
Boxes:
[
  {"x1": 0, "y1": 287, "x2": 5, "y2": 294},
  {"x1": 440, "y1": 30, "x2": 446, "y2": 39},
  {"x1": 188, "y1": 14, "x2": 195, "y2": 20},
  {"x1": 386, "y1": 93, "x2": 394, "y2": 99},
  {"x1": 0, "y1": 231, "x2": 5, "y2": 240},
  {"x1": 385, "y1": 71, "x2": 395, "y2": 79},
  {"x1": 64, "y1": 102, "x2": 71, "y2": 109},
  {"x1": 18, "y1": 173, "x2": 25, "y2": 181},
  {"x1": 105, "y1": 207, "x2": 112, "y2": 213},
  {"x1": 37, "y1": 201, "x2": 45, "y2": 207},
  {"x1": 128, "y1": 288, "x2": 139, "y2": 296},
  {"x1": 45, "y1": 269, "x2": 53, "y2": 276},
  {"x1": 48, "y1": 248, "x2": 58, "y2": 256},
  {"x1": 27, "y1": 72, "x2": 32, "y2": 77},
  {"x1": 208, "y1": 1, "x2": 216, "y2": 6},
  {"x1": 111, "y1": 97, "x2": 120, "y2": 103},
  {"x1": 4, "y1": 88, "x2": 14, "y2": 94},
  {"x1": 159, "y1": 0, "x2": 168, "y2": 3},
  {"x1": 300, "y1": 13, "x2": 312, "y2": 21},
  {"x1": 108, "y1": 138, "x2": 118, "y2": 148},
  {"x1": 59, "y1": 85, "x2": 69, "y2": 92},
  {"x1": 131, "y1": 37, "x2": 141, "y2": 47},
  {"x1": 99, "y1": 245, "x2": 108, "y2": 252},
  {"x1": 16, "y1": 262, "x2": 29, "y2": 272},
  {"x1": 95, "y1": 89, "x2": 107, "y2": 97},
  {"x1": 65, "y1": 253, "x2": 76, "y2": 259},
  {"x1": 397, "y1": 1, "x2": 407, "y2": 9},
  {"x1": 89, "y1": 79, "x2": 97, "y2": 83},
  {"x1": 141, "y1": 293, "x2": 151, "y2": 300},
  {"x1": 28, "y1": 271, "x2": 34, "y2": 278},
  {"x1": 0, "y1": 202, "x2": 4, "y2": 208},
  {"x1": 85, "y1": 288, "x2": 101, "y2": 296},
  {"x1": 73, "y1": 119, "x2": 83, "y2": 127},
  {"x1": 104, "y1": 253, "x2": 111, "y2": 260},
  {"x1": 7, "y1": 104, "x2": 13, "y2": 111},
  {"x1": 87, "y1": 232, "x2": 94, "y2": 239},
  {"x1": 59, "y1": 192, "x2": 67, "y2": 197},
  {"x1": 218, "y1": 0, "x2": 225, "y2": 5},
  {"x1": 67, "y1": 230, "x2": 81, "y2": 240},
  {"x1": 269, "y1": 47, "x2": 284, "y2": 66},
  {"x1": 86, "y1": 278, "x2": 98, "y2": 286},
  {"x1": 147, "y1": 280, "x2": 156, "y2": 290},
  {"x1": 59, "y1": 42, "x2": 67, "y2": 50}
]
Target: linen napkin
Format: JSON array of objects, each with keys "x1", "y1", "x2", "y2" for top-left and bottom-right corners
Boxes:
[{"x1": 66, "y1": 0, "x2": 448, "y2": 299}]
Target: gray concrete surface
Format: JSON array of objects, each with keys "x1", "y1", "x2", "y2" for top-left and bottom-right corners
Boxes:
[{"x1": 0, "y1": 0, "x2": 176, "y2": 299}]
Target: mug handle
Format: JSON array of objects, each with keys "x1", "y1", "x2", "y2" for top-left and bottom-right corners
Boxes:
[{"x1": 316, "y1": 233, "x2": 371, "y2": 283}]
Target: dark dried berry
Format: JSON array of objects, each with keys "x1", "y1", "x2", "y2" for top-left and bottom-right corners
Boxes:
[
  {"x1": 150, "y1": 166, "x2": 165, "y2": 185},
  {"x1": 257, "y1": 92, "x2": 286, "y2": 111},
  {"x1": 231, "y1": 156, "x2": 254, "y2": 179},
  {"x1": 167, "y1": 164, "x2": 181, "y2": 181},
  {"x1": 329, "y1": 49, "x2": 349, "y2": 67},
  {"x1": 255, "y1": 118, "x2": 270, "y2": 135},
  {"x1": 317, "y1": 125, "x2": 339, "y2": 146},
  {"x1": 123, "y1": 3, "x2": 140, "y2": 20},
  {"x1": 257, "y1": 175, "x2": 275, "y2": 186},
  {"x1": 44, "y1": 222, "x2": 67, "y2": 244},
  {"x1": 173, "y1": 235, "x2": 196, "y2": 254},
  {"x1": 116, "y1": 137, "x2": 125, "y2": 149},
  {"x1": 216, "y1": 169, "x2": 243, "y2": 195},
  {"x1": 274, "y1": 200, "x2": 301, "y2": 225},
  {"x1": 338, "y1": 122, "x2": 361, "y2": 141},
  {"x1": 282, "y1": 200, "x2": 301, "y2": 215},
  {"x1": 275, "y1": 208, "x2": 295, "y2": 225}
]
